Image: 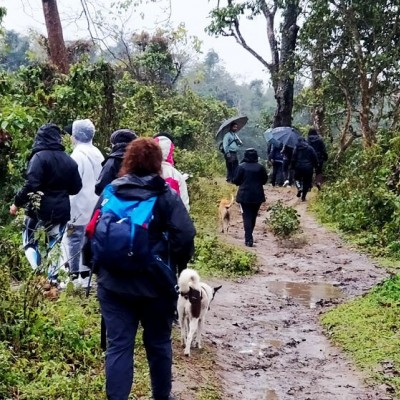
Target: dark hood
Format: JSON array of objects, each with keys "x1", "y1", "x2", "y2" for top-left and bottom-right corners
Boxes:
[
  {"x1": 296, "y1": 138, "x2": 309, "y2": 150},
  {"x1": 31, "y1": 123, "x2": 64, "y2": 157},
  {"x1": 242, "y1": 148, "x2": 259, "y2": 163},
  {"x1": 112, "y1": 173, "x2": 168, "y2": 200},
  {"x1": 110, "y1": 129, "x2": 137, "y2": 145},
  {"x1": 308, "y1": 135, "x2": 321, "y2": 144},
  {"x1": 102, "y1": 143, "x2": 127, "y2": 166}
]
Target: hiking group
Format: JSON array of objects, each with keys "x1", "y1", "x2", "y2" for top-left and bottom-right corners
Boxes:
[
  {"x1": 8, "y1": 116, "x2": 327, "y2": 400},
  {"x1": 9, "y1": 121, "x2": 193, "y2": 400},
  {"x1": 221, "y1": 123, "x2": 328, "y2": 247}
]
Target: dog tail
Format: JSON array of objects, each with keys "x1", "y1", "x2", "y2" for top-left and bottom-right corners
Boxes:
[
  {"x1": 227, "y1": 194, "x2": 235, "y2": 208},
  {"x1": 178, "y1": 268, "x2": 201, "y2": 292}
]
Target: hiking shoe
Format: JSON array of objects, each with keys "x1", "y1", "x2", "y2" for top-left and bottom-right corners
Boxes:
[
  {"x1": 79, "y1": 276, "x2": 91, "y2": 289},
  {"x1": 245, "y1": 241, "x2": 253, "y2": 247},
  {"x1": 296, "y1": 190, "x2": 302, "y2": 198},
  {"x1": 283, "y1": 180, "x2": 290, "y2": 187}
]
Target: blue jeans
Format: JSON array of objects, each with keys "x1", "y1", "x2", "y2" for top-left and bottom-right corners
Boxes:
[
  {"x1": 64, "y1": 224, "x2": 89, "y2": 274},
  {"x1": 98, "y1": 286, "x2": 175, "y2": 400},
  {"x1": 22, "y1": 216, "x2": 66, "y2": 280}
]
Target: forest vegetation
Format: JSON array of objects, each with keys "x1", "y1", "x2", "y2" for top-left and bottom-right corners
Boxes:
[{"x1": 1, "y1": 0, "x2": 400, "y2": 397}]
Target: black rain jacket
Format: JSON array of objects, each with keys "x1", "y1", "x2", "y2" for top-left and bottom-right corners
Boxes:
[
  {"x1": 14, "y1": 124, "x2": 82, "y2": 224},
  {"x1": 233, "y1": 149, "x2": 268, "y2": 204},
  {"x1": 93, "y1": 173, "x2": 196, "y2": 297},
  {"x1": 291, "y1": 139, "x2": 319, "y2": 171},
  {"x1": 307, "y1": 134, "x2": 328, "y2": 165},
  {"x1": 95, "y1": 142, "x2": 126, "y2": 196}
]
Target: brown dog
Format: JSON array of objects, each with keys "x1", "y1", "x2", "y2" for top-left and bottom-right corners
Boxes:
[{"x1": 218, "y1": 194, "x2": 234, "y2": 233}]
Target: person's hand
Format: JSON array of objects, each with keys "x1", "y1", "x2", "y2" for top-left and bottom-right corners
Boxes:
[{"x1": 9, "y1": 204, "x2": 18, "y2": 216}]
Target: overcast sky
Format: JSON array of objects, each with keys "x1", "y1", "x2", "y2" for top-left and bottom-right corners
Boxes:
[{"x1": 1, "y1": 0, "x2": 271, "y2": 84}]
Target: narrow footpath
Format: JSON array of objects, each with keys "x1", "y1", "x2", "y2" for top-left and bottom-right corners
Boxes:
[{"x1": 186, "y1": 186, "x2": 390, "y2": 400}]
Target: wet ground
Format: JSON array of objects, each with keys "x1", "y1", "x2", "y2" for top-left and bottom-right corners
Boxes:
[{"x1": 174, "y1": 186, "x2": 392, "y2": 400}]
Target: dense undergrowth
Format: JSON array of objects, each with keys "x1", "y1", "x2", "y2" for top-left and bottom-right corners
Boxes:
[{"x1": 314, "y1": 133, "x2": 400, "y2": 261}]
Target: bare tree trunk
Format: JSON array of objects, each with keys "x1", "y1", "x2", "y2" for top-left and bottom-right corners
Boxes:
[
  {"x1": 335, "y1": 88, "x2": 361, "y2": 162},
  {"x1": 310, "y1": 34, "x2": 327, "y2": 137},
  {"x1": 42, "y1": 0, "x2": 69, "y2": 74},
  {"x1": 359, "y1": 74, "x2": 375, "y2": 147},
  {"x1": 272, "y1": 0, "x2": 299, "y2": 128}
]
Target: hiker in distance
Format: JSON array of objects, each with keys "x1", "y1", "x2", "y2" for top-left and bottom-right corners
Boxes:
[
  {"x1": 223, "y1": 122, "x2": 242, "y2": 183},
  {"x1": 307, "y1": 128, "x2": 328, "y2": 190},
  {"x1": 282, "y1": 145, "x2": 294, "y2": 187},
  {"x1": 233, "y1": 148, "x2": 268, "y2": 247},
  {"x1": 9, "y1": 123, "x2": 82, "y2": 284},
  {"x1": 268, "y1": 141, "x2": 284, "y2": 186},
  {"x1": 291, "y1": 137, "x2": 318, "y2": 202},
  {"x1": 95, "y1": 129, "x2": 137, "y2": 196},
  {"x1": 61, "y1": 119, "x2": 104, "y2": 288},
  {"x1": 87, "y1": 137, "x2": 195, "y2": 400}
]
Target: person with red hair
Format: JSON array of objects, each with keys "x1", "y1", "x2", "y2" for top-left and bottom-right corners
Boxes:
[{"x1": 90, "y1": 137, "x2": 195, "y2": 400}]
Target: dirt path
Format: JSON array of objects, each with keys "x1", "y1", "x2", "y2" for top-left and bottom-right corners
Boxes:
[{"x1": 197, "y1": 186, "x2": 390, "y2": 400}]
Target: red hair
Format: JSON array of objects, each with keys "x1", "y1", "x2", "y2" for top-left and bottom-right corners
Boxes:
[{"x1": 119, "y1": 137, "x2": 162, "y2": 177}]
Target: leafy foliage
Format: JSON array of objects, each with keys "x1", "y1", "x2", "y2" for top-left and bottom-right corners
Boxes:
[
  {"x1": 299, "y1": 0, "x2": 400, "y2": 147},
  {"x1": 265, "y1": 200, "x2": 301, "y2": 238},
  {"x1": 193, "y1": 234, "x2": 257, "y2": 277},
  {"x1": 314, "y1": 134, "x2": 400, "y2": 257}
]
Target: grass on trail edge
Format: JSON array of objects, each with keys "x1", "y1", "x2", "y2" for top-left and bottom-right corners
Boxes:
[{"x1": 321, "y1": 275, "x2": 400, "y2": 395}]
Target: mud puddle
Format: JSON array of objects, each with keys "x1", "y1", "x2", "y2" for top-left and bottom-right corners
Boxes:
[{"x1": 265, "y1": 280, "x2": 345, "y2": 308}]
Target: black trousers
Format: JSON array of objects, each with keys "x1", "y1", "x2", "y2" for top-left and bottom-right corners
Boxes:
[
  {"x1": 225, "y1": 152, "x2": 238, "y2": 182},
  {"x1": 294, "y1": 167, "x2": 314, "y2": 200},
  {"x1": 282, "y1": 159, "x2": 294, "y2": 184},
  {"x1": 241, "y1": 202, "x2": 262, "y2": 244},
  {"x1": 270, "y1": 161, "x2": 284, "y2": 186}
]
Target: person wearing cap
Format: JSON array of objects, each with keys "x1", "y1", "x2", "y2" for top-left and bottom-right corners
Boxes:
[
  {"x1": 95, "y1": 129, "x2": 137, "y2": 196},
  {"x1": 153, "y1": 133, "x2": 190, "y2": 211},
  {"x1": 233, "y1": 148, "x2": 268, "y2": 247},
  {"x1": 9, "y1": 123, "x2": 82, "y2": 283},
  {"x1": 62, "y1": 119, "x2": 104, "y2": 288}
]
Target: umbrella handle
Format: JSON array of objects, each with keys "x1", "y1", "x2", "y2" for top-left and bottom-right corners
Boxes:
[{"x1": 235, "y1": 134, "x2": 243, "y2": 145}]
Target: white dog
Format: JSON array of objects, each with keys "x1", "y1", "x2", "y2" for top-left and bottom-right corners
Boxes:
[{"x1": 177, "y1": 268, "x2": 222, "y2": 356}]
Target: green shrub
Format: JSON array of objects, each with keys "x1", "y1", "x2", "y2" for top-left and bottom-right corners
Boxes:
[
  {"x1": 192, "y1": 234, "x2": 257, "y2": 277},
  {"x1": 314, "y1": 138, "x2": 400, "y2": 258},
  {"x1": 265, "y1": 200, "x2": 301, "y2": 238}
]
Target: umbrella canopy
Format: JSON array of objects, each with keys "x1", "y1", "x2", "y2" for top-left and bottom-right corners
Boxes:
[
  {"x1": 264, "y1": 126, "x2": 301, "y2": 148},
  {"x1": 216, "y1": 115, "x2": 248, "y2": 141}
]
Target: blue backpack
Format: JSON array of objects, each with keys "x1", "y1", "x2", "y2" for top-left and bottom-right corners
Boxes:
[{"x1": 91, "y1": 184, "x2": 158, "y2": 273}]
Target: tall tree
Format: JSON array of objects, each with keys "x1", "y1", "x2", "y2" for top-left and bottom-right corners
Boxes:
[
  {"x1": 300, "y1": 0, "x2": 400, "y2": 149},
  {"x1": 41, "y1": 0, "x2": 69, "y2": 73},
  {"x1": 207, "y1": 0, "x2": 301, "y2": 128}
]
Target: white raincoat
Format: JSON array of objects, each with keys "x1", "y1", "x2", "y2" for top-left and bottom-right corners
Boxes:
[
  {"x1": 69, "y1": 142, "x2": 104, "y2": 225},
  {"x1": 154, "y1": 136, "x2": 190, "y2": 211}
]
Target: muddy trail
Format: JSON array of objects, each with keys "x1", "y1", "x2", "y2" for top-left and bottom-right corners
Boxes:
[{"x1": 173, "y1": 186, "x2": 392, "y2": 400}]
